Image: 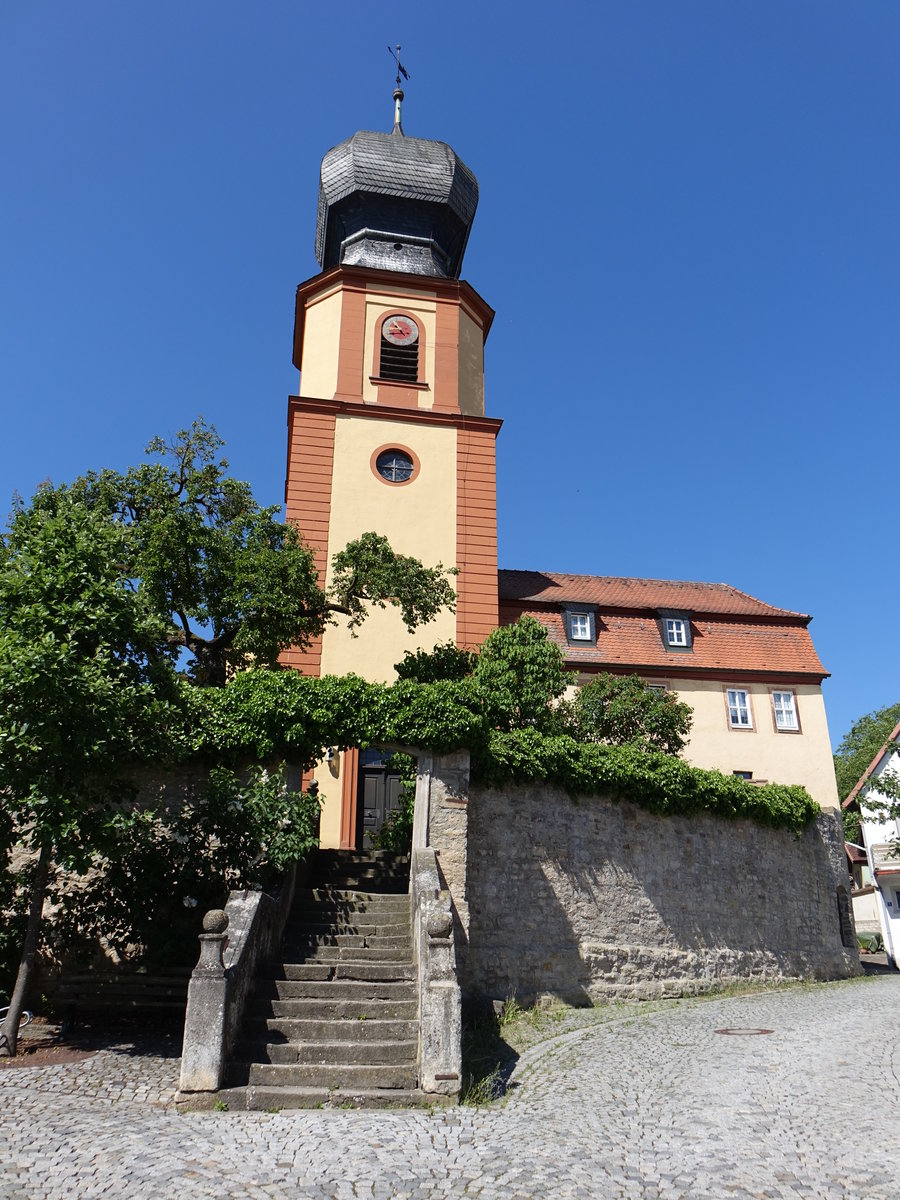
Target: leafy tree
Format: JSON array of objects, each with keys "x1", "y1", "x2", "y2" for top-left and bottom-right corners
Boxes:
[
  {"x1": 833, "y1": 702, "x2": 900, "y2": 802},
  {"x1": 842, "y1": 807, "x2": 862, "y2": 845},
  {"x1": 0, "y1": 423, "x2": 457, "y2": 1053},
  {"x1": 73, "y1": 420, "x2": 457, "y2": 685},
  {"x1": 395, "y1": 641, "x2": 476, "y2": 684},
  {"x1": 45, "y1": 766, "x2": 319, "y2": 970},
  {"x1": 0, "y1": 485, "x2": 179, "y2": 1054},
  {"x1": 565, "y1": 673, "x2": 693, "y2": 756},
  {"x1": 471, "y1": 617, "x2": 570, "y2": 730},
  {"x1": 394, "y1": 624, "x2": 693, "y2": 754}
]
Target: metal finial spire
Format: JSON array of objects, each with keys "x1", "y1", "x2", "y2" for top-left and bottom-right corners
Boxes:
[{"x1": 387, "y1": 44, "x2": 409, "y2": 133}]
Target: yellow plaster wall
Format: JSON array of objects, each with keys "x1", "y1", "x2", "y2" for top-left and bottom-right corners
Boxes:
[
  {"x1": 319, "y1": 413, "x2": 458, "y2": 681},
  {"x1": 314, "y1": 413, "x2": 458, "y2": 847},
  {"x1": 670, "y1": 679, "x2": 840, "y2": 808},
  {"x1": 362, "y1": 287, "x2": 437, "y2": 406},
  {"x1": 458, "y1": 307, "x2": 485, "y2": 416},
  {"x1": 315, "y1": 752, "x2": 344, "y2": 849},
  {"x1": 298, "y1": 286, "x2": 342, "y2": 399}
]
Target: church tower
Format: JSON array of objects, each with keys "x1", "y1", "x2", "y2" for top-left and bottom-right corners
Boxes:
[{"x1": 283, "y1": 92, "x2": 500, "y2": 848}]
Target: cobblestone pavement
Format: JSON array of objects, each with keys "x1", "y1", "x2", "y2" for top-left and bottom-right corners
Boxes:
[{"x1": 1, "y1": 975, "x2": 898, "y2": 1199}]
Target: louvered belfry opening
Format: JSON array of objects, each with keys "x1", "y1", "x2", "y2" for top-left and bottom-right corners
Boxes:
[{"x1": 379, "y1": 332, "x2": 419, "y2": 382}]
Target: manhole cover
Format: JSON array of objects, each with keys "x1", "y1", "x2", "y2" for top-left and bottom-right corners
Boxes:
[{"x1": 714, "y1": 1028, "x2": 774, "y2": 1036}]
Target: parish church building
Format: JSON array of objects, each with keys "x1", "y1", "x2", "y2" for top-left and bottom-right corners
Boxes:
[{"x1": 280, "y1": 95, "x2": 839, "y2": 849}]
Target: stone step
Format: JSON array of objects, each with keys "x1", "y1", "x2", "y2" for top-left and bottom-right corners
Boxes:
[
  {"x1": 229, "y1": 1061, "x2": 418, "y2": 1090},
  {"x1": 242, "y1": 1016, "x2": 417, "y2": 1042},
  {"x1": 286, "y1": 922, "x2": 409, "y2": 940},
  {"x1": 308, "y1": 885, "x2": 409, "y2": 897},
  {"x1": 235, "y1": 1039, "x2": 417, "y2": 1066},
  {"x1": 256, "y1": 961, "x2": 414, "y2": 984},
  {"x1": 256, "y1": 978, "x2": 416, "y2": 1003},
  {"x1": 309, "y1": 875, "x2": 408, "y2": 883},
  {"x1": 279, "y1": 927, "x2": 410, "y2": 946},
  {"x1": 208, "y1": 1085, "x2": 444, "y2": 1112},
  {"x1": 292, "y1": 897, "x2": 412, "y2": 912},
  {"x1": 300, "y1": 889, "x2": 409, "y2": 907},
  {"x1": 289, "y1": 911, "x2": 408, "y2": 927},
  {"x1": 261, "y1": 996, "x2": 417, "y2": 1020},
  {"x1": 278, "y1": 944, "x2": 411, "y2": 963},
  {"x1": 313, "y1": 851, "x2": 409, "y2": 866}
]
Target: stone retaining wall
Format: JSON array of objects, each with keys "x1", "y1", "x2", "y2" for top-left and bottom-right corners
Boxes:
[{"x1": 419, "y1": 759, "x2": 859, "y2": 1004}]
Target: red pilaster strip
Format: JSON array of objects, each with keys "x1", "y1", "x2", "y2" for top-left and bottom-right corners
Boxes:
[{"x1": 456, "y1": 423, "x2": 499, "y2": 649}]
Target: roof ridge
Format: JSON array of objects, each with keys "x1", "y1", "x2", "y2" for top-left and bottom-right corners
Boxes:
[{"x1": 498, "y1": 568, "x2": 810, "y2": 620}]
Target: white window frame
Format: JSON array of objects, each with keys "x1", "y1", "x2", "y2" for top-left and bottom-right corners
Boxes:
[
  {"x1": 772, "y1": 690, "x2": 799, "y2": 732},
  {"x1": 665, "y1": 618, "x2": 687, "y2": 647},
  {"x1": 726, "y1": 688, "x2": 753, "y2": 730},
  {"x1": 569, "y1": 613, "x2": 591, "y2": 641}
]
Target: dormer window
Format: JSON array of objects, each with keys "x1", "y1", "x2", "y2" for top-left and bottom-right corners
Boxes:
[
  {"x1": 565, "y1": 609, "x2": 596, "y2": 644},
  {"x1": 660, "y1": 612, "x2": 692, "y2": 650},
  {"x1": 570, "y1": 613, "x2": 590, "y2": 640},
  {"x1": 379, "y1": 314, "x2": 420, "y2": 382},
  {"x1": 665, "y1": 618, "x2": 687, "y2": 646}
]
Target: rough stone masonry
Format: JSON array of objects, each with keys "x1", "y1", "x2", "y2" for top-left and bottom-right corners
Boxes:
[{"x1": 420, "y1": 754, "x2": 859, "y2": 1006}]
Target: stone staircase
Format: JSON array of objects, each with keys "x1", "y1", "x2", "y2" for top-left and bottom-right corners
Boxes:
[{"x1": 221, "y1": 850, "x2": 438, "y2": 1109}]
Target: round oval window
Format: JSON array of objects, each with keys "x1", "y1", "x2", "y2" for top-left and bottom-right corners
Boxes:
[{"x1": 375, "y1": 449, "x2": 415, "y2": 483}]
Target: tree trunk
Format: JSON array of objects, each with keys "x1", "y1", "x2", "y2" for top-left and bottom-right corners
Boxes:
[{"x1": 0, "y1": 842, "x2": 50, "y2": 1057}]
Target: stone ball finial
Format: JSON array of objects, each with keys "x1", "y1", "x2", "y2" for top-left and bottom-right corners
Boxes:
[
  {"x1": 426, "y1": 910, "x2": 453, "y2": 940},
  {"x1": 202, "y1": 909, "x2": 229, "y2": 935}
]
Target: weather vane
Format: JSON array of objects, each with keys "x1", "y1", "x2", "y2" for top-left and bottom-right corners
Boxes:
[
  {"x1": 388, "y1": 44, "x2": 409, "y2": 89},
  {"x1": 388, "y1": 44, "x2": 409, "y2": 132}
]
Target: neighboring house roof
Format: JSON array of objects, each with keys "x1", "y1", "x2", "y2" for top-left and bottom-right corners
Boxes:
[
  {"x1": 498, "y1": 570, "x2": 828, "y2": 680},
  {"x1": 842, "y1": 718, "x2": 900, "y2": 810}
]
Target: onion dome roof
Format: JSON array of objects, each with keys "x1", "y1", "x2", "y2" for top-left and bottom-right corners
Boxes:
[{"x1": 315, "y1": 127, "x2": 479, "y2": 279}]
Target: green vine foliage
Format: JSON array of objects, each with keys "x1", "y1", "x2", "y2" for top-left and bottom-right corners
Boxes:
[
  {"x1": 475, "y1": 729, "x2": 819, "y2": 834},
  {"x1": 183, "y1": 669, "x2": 819, "y2": 835}
]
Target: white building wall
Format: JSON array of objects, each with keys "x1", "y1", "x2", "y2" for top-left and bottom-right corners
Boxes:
[{"x1": 858, "y1": 748, "x2": 900, "y2": 966}]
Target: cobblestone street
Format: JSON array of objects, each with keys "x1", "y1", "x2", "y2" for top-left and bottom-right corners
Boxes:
[{"x1": 1, "y1": 975, "x2": 897, "y2": 1199}]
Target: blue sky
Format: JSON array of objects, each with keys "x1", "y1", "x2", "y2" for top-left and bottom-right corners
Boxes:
[{"x1": 3, "y1": 2, "x2": 898, "y2": 750}]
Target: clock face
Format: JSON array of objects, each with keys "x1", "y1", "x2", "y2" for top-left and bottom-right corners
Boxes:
[{"x1": 382, "y1": 315, "x2": 419, "y2": 346}]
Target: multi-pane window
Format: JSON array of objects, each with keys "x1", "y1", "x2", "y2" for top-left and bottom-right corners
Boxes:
[
  {"x1": 570, "y1": 613, "x2": 591, "y2": 640},
  {"x1": 772, "y1": 691, "x2": 798, "y2": 731},
  {"x1": 665, "y1": 618, "x2": 687, "y2": 646},
  {"x1": 375, "y1": 449, "x2": 414, "y2": 482},
  {"x1": 727, "y1": 689, "x2": 753, "y2": 729},
  {"x1": 565, "y1": 609, "x2": 595, "y2": 644}
]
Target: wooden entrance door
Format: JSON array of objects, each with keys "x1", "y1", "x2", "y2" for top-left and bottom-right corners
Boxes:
[{"x1": 356, "y1": 749, "x2": 405, "y2": 849}]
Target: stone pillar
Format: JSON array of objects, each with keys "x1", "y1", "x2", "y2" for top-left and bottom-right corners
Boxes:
[
  {"x1": 425, "y1": 751, "x2": 471, "y2": 962},
  {"x1": 179, "y1": 910, "x2": 229, "y2": 1093},
  {"x1": 418, "y1": 898, "x2": 461, "y2": 1095}
]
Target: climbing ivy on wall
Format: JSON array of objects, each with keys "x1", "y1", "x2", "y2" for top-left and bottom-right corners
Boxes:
[
  {"x1": 477, "y1": 729, "x2": 819, "y2": 834},
  {"x1": 186, "y1": 670, "x2": 820, "y2": 834}
]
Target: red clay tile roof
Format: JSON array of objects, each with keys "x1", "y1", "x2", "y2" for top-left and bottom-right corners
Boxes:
[
  {"x1": 499, "y1": 570, "x2": 811, "y2": 620},
  {"x1": 499, "y1": 603, "x2": 828, "y2": 679}
]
